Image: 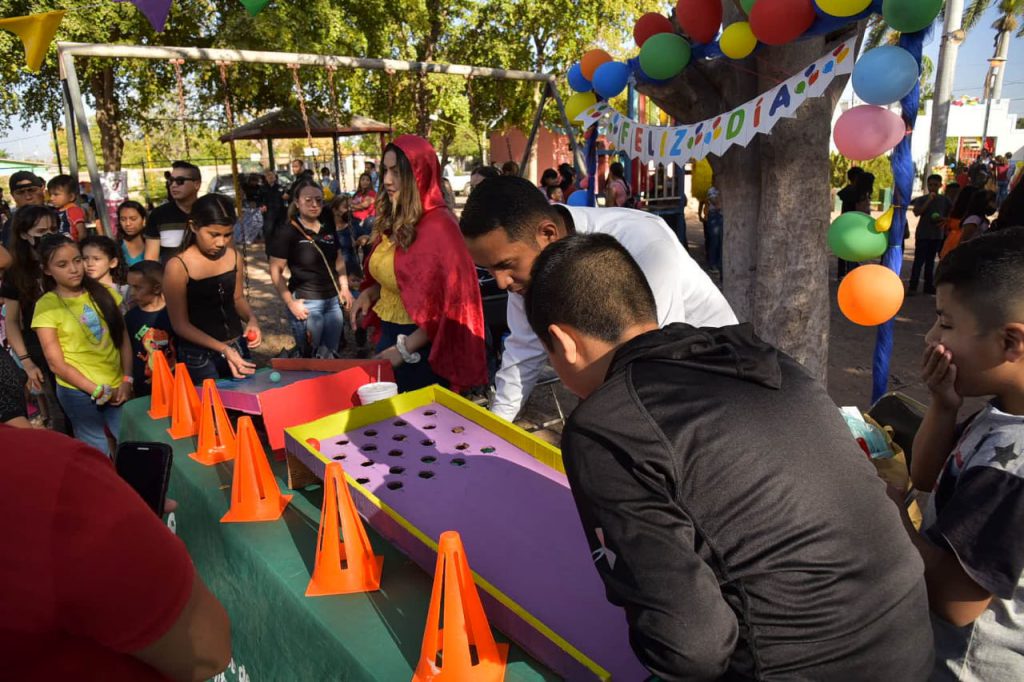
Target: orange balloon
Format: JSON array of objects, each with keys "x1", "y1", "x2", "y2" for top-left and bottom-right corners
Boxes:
[
  {"x1": 837, "y1": 264, "x2": 905, "y2": 326},
  {"x1": 581, "y1": 49, "x2": 613, "y2": 80}
]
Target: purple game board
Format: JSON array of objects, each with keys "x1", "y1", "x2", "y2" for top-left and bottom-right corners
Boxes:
[{"x1": 304, "y1": 402, "x2": 648, "y2": 680}]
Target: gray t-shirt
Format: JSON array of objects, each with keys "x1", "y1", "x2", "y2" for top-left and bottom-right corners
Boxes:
[
  {"x1": 922, "y1": 403, "x2": 1024, "y2": 681},
  {"x1": 911, "y1": 194, "x2": 952, "y2": 240}
]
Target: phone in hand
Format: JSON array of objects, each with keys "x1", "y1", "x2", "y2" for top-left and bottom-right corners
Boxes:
[{"x1": 115, "y1": 441, "x2": 173, "y2": 517}]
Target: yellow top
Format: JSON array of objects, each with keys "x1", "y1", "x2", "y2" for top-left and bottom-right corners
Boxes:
[
  {"x1": 32, "y1": 289, "x2": 124, "y2": 390},
  {"x1": 368, "y1": 234, "x2": 414, "y2": 324}
]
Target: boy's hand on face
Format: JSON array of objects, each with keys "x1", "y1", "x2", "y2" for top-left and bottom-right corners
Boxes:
[{"x1": 922, "y1": 343, "x2": 962, "y2": 410}]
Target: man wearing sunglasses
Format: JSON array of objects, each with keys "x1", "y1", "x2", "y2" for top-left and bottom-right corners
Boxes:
[
  {"x1": 5, "y1": 172, "x2": 46, "y2": 247},
  {"x1": 144, "y1": 161, "x2": 202, "y2": 263}
]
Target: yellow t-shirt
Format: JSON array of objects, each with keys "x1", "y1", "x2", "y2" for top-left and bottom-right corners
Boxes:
[
  {"x1": 32, "y1": 289, "x2": 124, "y2": 390},
  {"x1": 368, "y1": 235, "x2": 414, "y2": 324}
]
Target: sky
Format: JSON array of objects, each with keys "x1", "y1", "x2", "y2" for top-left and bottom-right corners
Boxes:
[{"x1": 2, "y1": 3, "x2": 1022, "y2": 163}]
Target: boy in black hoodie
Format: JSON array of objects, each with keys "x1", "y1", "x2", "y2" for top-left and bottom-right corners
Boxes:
[{"x1": 524, "y1": 233, "x2": 933, "y2": 681}]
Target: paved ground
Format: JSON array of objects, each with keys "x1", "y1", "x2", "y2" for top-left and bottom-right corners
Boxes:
[{"x1": 241, "y1": 201, "x2": 951, "y2": 447}]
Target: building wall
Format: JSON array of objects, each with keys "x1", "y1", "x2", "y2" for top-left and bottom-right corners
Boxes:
[{"x1": 488, "y1": 127, "x2": 576, "y2": 184}]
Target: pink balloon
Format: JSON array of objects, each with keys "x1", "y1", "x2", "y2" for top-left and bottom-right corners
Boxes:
[{"x1": 833, "y1": 105, "x2": 906, "y2": 161}]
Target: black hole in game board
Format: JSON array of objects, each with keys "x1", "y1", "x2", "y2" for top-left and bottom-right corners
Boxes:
[
  {"x1": 356, "y1": 477, "x2": 370, "y2": 484},
  {"x1": 451, "y1": 426, "x2": 465, "y2": 434},
  {"x1": 336, "y1": 439, "x2": 349, "y2": 446},
  {"x1": 451, "y1": 458, "x2": 466, "y2": 467},
  {"x1": 360, "y1": 460, "x2": 375, "y2": 467},
  {"x1": 481, "y1": 446, "x2": 496, "y2": 454},
  {"x1": 393, "y1": 434, "x2": 407, "y2": 441},
  {"x1": 393, "y1": 420, "x2": 407, "y2": 427},
  {"x1": 423, "y1": 424, "x2": 436, "y2": 430},
  {"x1": 389, "y1": 466, "x2": 405, "y2": 475},
  {"x1": 386, "y1": 481, "x2": 403, "y2": 491},
  {"x1": 362, "y1": 444, "x2": 377, "y2": 452},
  {"x1": 364, "y1": 429, "x2": 378, "y2": 437},
  {"x1": 388, "y1": 449, "x2": 403, "y2": 457},
  {"x1": 424, "y1": 410, "x2": 436, "y2": 416},
  {"x1": 455, "y1": 442, "x2": 469, "y2": 451},
  {"x1": 418, "y1": 470, "x2": 435, "y2": 479},
  {"x1": 421, "y1": 439, "x2": 435, "y2": 446},
  {"x1": 332, "y1": 455, "x2": 346, "y2": 461},
  {"x1": 421, "y1": 455, "x2": 437, "y2": 463}
]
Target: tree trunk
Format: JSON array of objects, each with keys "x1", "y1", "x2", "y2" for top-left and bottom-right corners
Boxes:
[
  {"x1": 928, "y1": 0, "x2": 964, "y2": 170},
  {"x1": 990, "y1": 25, "x2": 1011, "y2": 101},
  {"x1": 89, "y1": 65, "x2": 124, "y2": 171},
  {"x1": 640, "y1": 35, "x2": 854, "y2": 381}
]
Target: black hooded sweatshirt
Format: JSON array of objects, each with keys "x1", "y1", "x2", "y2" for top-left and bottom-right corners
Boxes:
[{"x1": 561, "y1": 324, "x2": 932, "y2": 681}]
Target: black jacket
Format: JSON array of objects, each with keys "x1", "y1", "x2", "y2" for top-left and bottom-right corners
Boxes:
[{"x1": 561, "y1": 324, "x2": 933, "y2": 681}]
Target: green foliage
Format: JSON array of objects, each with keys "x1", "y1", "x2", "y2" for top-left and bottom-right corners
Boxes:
[{"x1": 829, "y1": 152, "x2": 894, "y2": 191}]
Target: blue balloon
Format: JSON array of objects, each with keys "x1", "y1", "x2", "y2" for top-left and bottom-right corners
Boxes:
[
  {"x1": 852, "y1": 45, "x2": 920, "y2": 106},
  {"x1": 567, "y1": 62, "x2": 592, "y2": 93},
  {"x1": 567, "y1": 190, "x2": 591, "y2": 207},
  {"x1": 592, "y1": 61, "x2": 631, "y2": 99}
]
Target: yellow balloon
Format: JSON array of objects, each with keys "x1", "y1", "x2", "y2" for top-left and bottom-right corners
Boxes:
[
  {"x1": 875, "y1": 205, "x2": 895, "y2": 233},
  {"x1": 565, "y1": 91, "x2": 598, "y2": 124},
  {"x1": 815, "y1": 0, "x2": 871, "y2": 18},
  {"x1": 691, "y1": 159, "x2": 713, "y2": 202},
  {"x1": 720, "y1": 22, "x2": 757, "y2": 60}
]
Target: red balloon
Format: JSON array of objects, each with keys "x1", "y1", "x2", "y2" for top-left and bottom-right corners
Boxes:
[
  {"x1": 634, "y1": 12, "x2": 675, "y2": 48},
  {"x1": 749, "y1": 0, "x2": 816, "y2": 45},
  {"x1": 676, "y1": 0, "x2": 723, "y2": 45}
]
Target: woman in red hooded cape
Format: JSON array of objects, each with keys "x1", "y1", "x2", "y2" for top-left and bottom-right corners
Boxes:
[{"x1": 351, "y1": 135, "x2": 487, "y2": 393}]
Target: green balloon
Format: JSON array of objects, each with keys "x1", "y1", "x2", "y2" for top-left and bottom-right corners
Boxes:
[
  {"x1": 741, "y1": 0, "x2": 757, "y2": 13},
  {"x1": 828, "y1": 211, "x2": 889, "y2": 262},
  {"x1": 882, "y1": 0, "x2": 943, "y2": 33},
  {"x1": 639, "y1": 33, "x2": 692, "y2": 81}
]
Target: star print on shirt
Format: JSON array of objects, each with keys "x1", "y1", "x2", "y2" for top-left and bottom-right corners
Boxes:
[{"x1": 992, "y1": 443, "x2": 1018, "y2": 467}]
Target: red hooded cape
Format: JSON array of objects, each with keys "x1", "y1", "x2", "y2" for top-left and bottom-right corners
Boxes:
[{"x1": 361, "y1": 135, "x2": 487, "y2": 391}]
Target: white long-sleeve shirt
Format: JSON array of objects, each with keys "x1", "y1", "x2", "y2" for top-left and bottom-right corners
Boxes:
[{"x1": 490, "y1": 206, "x2": 739, "y2": 422}]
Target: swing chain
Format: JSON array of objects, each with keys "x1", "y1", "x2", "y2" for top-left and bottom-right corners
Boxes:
[
  {"x1": 170, "y1": 58, "x2": 190, "y2": 160},
  {"x1": 325, "y1": 65, "x2": 347, "y2": 190},
  {"x1": 288, "y1": 63, "x2": 315, "y2": 150},
  {"x1": 217, "y1": 61, "x2": 251, "y2": 300}
]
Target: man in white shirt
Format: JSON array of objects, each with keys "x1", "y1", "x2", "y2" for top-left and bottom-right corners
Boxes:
[{"x1": 461, "y1": 176, "x2": 738, "y2": 422}]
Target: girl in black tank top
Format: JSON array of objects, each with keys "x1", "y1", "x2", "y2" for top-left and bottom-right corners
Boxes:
[{"x1": 163, "y1": 194, "x2": 263, "y2": 382}]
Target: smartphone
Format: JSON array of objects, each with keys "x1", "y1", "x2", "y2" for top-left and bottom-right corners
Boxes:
[{"x1": 115, "y1": 441, "x2": 173, "y2": 517}]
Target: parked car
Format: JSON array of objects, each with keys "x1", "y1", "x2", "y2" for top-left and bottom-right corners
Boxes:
[
  {"x1": 447, "y1": 174, "x2": 472, "y2": 195},
  {"x1": 207, "y1": 174, "x2": 238, "y2": 198}
]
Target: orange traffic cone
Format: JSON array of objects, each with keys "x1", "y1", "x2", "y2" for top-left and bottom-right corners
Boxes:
[
  {"x1": 147, "y1": 350, "x2": 174, "y2": 419},
  {"x1": 221, "y1": 416, "x2": 292, "y2": 523},
  {"x1": 413, "y1": 531, "x2": 508, "y2": 682},
  {"x1": 189, "y1": 379, "x2": 237, "y2": 465},
  {"x1": 166, "y1": 363, "x2": 201, "y2": 439},
  {"x1": 306, "y1": 461, "x2": 383, "y2": 596}
]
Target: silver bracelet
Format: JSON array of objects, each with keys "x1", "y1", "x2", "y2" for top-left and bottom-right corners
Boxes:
[{"x1": 396, "y1": 334, "x2": 422, "y2": 364}]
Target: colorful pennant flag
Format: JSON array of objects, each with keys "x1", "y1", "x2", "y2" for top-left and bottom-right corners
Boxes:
[
  {"x1": 239, "y1": 0, "x2": 271, "y2": 16},
  {"x1": 0, "y1": 10, "x2": 65, "y2": 72},
  {"x1": 114, "y1": 0, "x2": 173, "y2": 33}
]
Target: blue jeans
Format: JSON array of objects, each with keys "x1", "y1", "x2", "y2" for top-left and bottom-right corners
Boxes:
[
  {"x1": 57, "y1": 385, "x2": 121, "y2": 456},
  {"x1": 289, "y1": 296, "x2": 343, "y2": 357},
  {"x1": 704, "y1": 211, "x2": 723, "y2": 271},
  {"x1": 178, "y1": 338, "x2": 251, "y2": 383},
  {"x1": 376, "y1": 321, "x2": 447, "y2": 393}
]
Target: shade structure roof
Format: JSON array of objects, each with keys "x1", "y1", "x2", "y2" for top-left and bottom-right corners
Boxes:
[{"x1": 219, "y1": 108, "x2": 391, "y2": 142}]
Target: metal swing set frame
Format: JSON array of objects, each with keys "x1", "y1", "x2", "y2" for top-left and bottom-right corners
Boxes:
[{"x1": 55, "y1": 41, "x2": 582, "y2": 235}]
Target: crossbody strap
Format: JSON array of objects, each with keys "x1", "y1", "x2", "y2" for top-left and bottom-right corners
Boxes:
[{"x1": 290, "y1": 220, "x2": 343, "y2": 300}]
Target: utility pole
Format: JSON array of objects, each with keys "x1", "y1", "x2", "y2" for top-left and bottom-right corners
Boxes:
[{"x1": 927, "y1": 0, "x2": 965, "y2": 173}]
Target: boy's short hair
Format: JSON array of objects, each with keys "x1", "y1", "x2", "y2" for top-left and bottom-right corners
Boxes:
[
  {"x1": 525, "y1": 233, "x2": 657, "y2": 348},
  {"x1": 927, "y1": 173, "x2": 943, "y2": 183},
  {"x1": 461, "y1": 175, "x2": 557, "y2": 243},
  {"x1": 46, "y1": 174, "x2": 79, "y2": 195},
  {"x1": 847, "y1": 167, "x2": 864, "y2": 182},
  {"x1": 935, "y1": 227, "x2": 1024, "y2": 330},
  {"x1": 945, "y1": 182, "x2": 960, "y2": 191},
  {"x1": 171, "y1": 160, "x2": 201, "y2": 181},
  {"x1": 128, "y1": 260, "x2": 164, "y2": 288}
]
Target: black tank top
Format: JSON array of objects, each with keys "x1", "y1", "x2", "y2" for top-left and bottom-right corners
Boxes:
[{"x1": 175, "y1": 251, "x2": 243, "y2": 342}]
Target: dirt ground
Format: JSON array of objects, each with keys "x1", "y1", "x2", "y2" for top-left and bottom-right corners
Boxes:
[{"x1": 241, "y1": 201, "x2": 946, "y2": 446}]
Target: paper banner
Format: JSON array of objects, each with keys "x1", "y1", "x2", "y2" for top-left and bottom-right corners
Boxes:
[
  {"x1": 115, "y1": 0, "x2": 173, "y2": 33},
  {"x1": 0, "y1": 10, "x2": 65, "y2": 72},
  {"x1": 239, "y1": 0, "x2": 271, "y2": 16},
  {"x1": 571, "y1": 37, "x2": 856, "y2": 165}
]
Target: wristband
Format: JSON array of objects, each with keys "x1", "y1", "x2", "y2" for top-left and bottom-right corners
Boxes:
[
  {"x1": 122, "y1": 375, "x2": 134, "y2": 384},
  {"x1": 396, "y1": 334, "x2": 422, "y2": 364},
  {"x1": 18, "y1": 353, "x2": 30, "y2": 361},
  {"x1": 91, "y1": 385, "x2": 103, "y2": 399}
]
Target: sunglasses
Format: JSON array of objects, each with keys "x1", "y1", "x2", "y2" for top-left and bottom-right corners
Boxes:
[{"x1": 169, "y1": 176, "x2": 199, "y2": 185}]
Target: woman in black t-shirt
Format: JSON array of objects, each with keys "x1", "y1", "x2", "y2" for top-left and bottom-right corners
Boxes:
[{"x1": 268, "y1": 181, "x2": 353, "y2": 357}]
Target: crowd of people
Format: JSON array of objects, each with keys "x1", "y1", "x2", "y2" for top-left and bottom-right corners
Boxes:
[{"x1": 2, "y1": 133, "x2": 1024, "y2": 680}]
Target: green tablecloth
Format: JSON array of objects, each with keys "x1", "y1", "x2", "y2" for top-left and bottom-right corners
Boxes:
[{"x1": 120, "y1": 397, "x2": 555, "y2": 682}]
